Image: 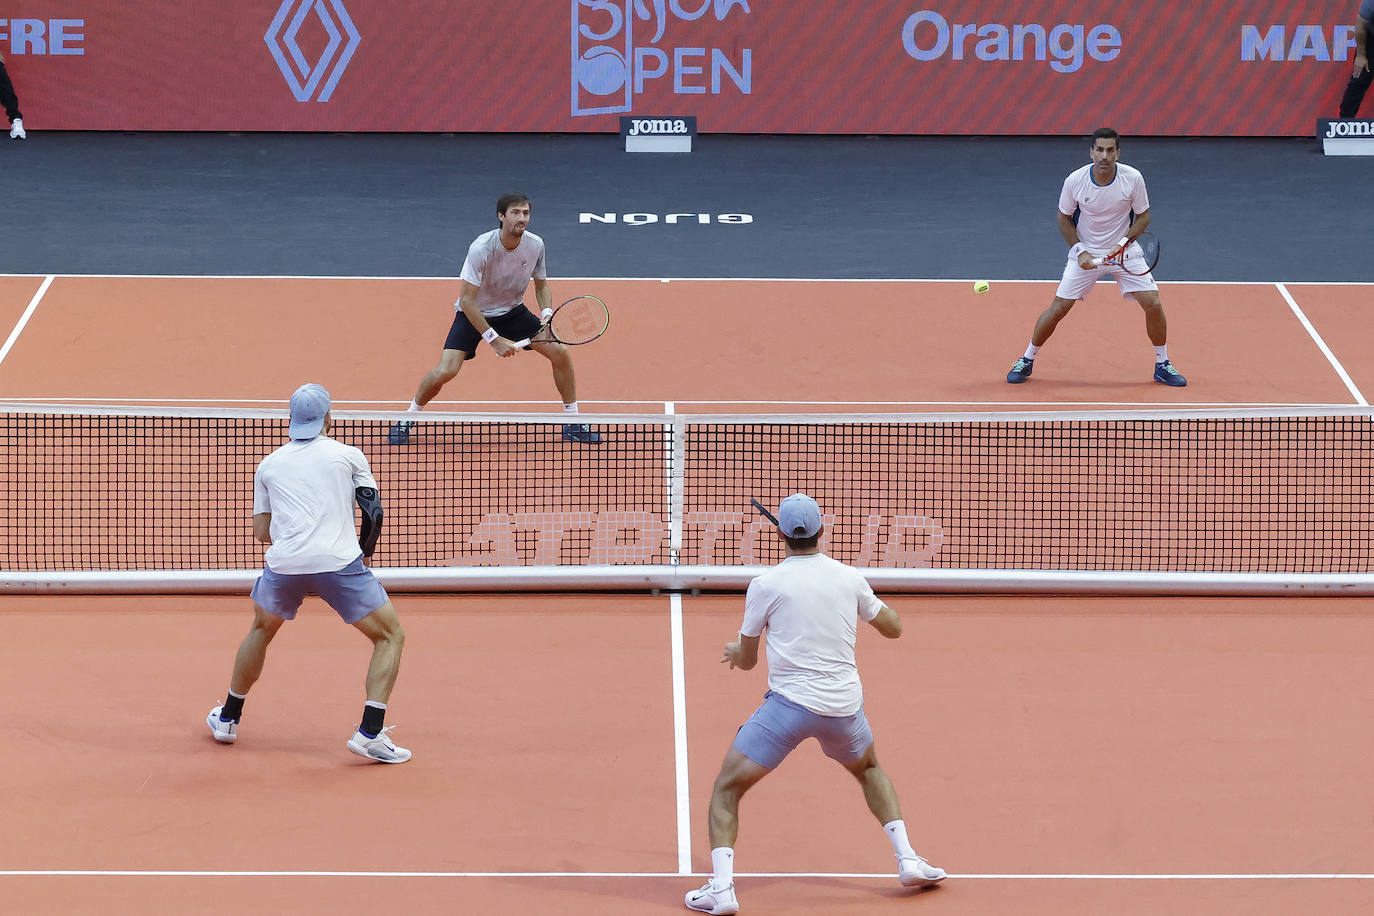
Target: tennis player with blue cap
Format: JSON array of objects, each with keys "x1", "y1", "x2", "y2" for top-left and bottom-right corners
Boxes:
[
  {"x1": 206, "y1": 383, "x2": 411, "y2": 764},
  {"x1": 685, "y1": 494, "x2": 944, "y2": 914}
]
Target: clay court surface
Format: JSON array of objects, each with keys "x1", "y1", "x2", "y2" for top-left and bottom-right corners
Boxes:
[{"x1": 2, "y1": 272, "x2": 1372, "y2": 913}]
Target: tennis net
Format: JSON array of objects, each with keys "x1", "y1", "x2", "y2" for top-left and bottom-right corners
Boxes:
[{"x1": 3, "y1": 404, "x2": 1371, "y2": 591}]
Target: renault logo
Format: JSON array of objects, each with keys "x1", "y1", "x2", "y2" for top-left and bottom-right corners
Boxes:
[{"x1": 265, "y1": 0, "x2": 361, "y2": 102}]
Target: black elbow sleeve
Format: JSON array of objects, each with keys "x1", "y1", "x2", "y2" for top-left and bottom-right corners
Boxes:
[{"x1": 355, "y1": 486, "x2": 383, "y2": 556}]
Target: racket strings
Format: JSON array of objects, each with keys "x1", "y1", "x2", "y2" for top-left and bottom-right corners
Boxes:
[{"x1": 551, "y1": 297, "x2": 609, "y2": 343}]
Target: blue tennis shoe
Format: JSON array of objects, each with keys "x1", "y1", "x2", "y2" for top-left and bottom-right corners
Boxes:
[
  {"x1": 1153, "y1": 360, "x2": 1187, "y2": 387},
  {"x1": 1006, "y1": 357, "x2": 1034, "y2": 383}
]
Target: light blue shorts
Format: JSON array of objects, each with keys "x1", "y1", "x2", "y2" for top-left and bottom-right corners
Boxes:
[
  {"x1": 251, "y1": 557, "x2": 389, "y2": 625},
  {"x1": 732, "y1": 690, "x2": 874, "y2": 770}
]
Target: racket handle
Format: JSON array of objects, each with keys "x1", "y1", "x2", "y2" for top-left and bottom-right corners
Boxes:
[{"x1": 513, "y1": 337, "x2": 532, "y2": 348}]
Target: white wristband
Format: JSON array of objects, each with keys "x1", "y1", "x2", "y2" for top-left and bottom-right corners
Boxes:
[{"x1": 481, "y1": 327, "x2": 499, "y2": 344}]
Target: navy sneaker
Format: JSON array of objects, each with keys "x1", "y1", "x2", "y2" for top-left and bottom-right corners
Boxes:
[
  {"x1": 387, "y1": 419, "x2": 414, "y2": 445},
  {"x1": 1153, "y1": 360, "x2": 1187, "y2": 387},
  {"x1": 562, "y1": 423, "x2": 603, "y2": 444},
  {"x1": 1006, "y1": 357, "x2": 1034, "y2": 383}
]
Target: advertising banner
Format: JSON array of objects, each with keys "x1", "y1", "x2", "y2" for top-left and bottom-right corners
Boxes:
[{"x1": 3, "y1": 2, "x2": 1358, "y2": 134}]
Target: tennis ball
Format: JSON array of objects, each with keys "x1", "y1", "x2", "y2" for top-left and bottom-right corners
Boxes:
[{"x1": 974, "y1": 280, "x2": 991, "y2": 294}]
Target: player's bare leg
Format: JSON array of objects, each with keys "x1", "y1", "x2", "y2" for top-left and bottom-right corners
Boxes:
[
  {"x1": 391, "y1": 350, "x2": 465, "y2": 444},
  {"x1": 1008, "y1": 296, "x2": 1076, "y2": 383},
  {"x1": 1133, "y1": 290, "x2": 1186, "y2": 385},
  {"x1": 413, "y1": 349, "x2": 467, "y2": 408},
  {"x1": 707, "y1": 747, "x2": 771, "y2": 848},
  {"x1": 1031, "y1": 296, "x2": 1077, "y2": 347},
  {"x1": 229, "y1": 604, "x2": 286, "y2": 695},
  {"x1": 1132, "y1": 290, "x2": 1167, "y2": 346},
  {"x1": 534, "y1": 340, "x2": 603, "y2": 443},
  {"x1": 533, "y1": 340, "x2": 577, "y2": 405},
  {"x1": 842, "y1": 743, "x2": 946, "y2": 888}
]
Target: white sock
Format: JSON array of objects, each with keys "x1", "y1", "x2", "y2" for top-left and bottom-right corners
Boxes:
[
  {"x1": 227, "y1": 689, "x2": 246, "y2": 699},
  {"x1": 710, "y1": 846, "x2": 735, "y2": 890},
  {"x1": 883, "y1": 820, "x2": 918, "y2": 860},
  {"x1": 1154, "y1": 345, "x2": 1168, "y2": 363},
  {"x1": 563, "y1": 402, "x2": 579, "y2": 414},
  {"x1": 407, "y1": 401, "x2": 422, "y2": 413},
  {"x1": 1023, "y1": 343, "x2": 1041, "y2": 360}
]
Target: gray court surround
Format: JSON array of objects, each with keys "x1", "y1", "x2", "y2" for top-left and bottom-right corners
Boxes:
[{"x1": 1, "y1": 132, "x2": 1366, "y2": 282}]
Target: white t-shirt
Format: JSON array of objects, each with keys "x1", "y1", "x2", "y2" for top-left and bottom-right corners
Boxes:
[
  {"x1": 457, "y1": 228, "x2": 547, "y2": 317},
  {"x1": 740, "y1": 553, "x2": 885, "y2": 717},
  {"x1": 1058, "y1": 162, "x2": 1150, "y2": 256},
  {"x1": 253, "y1": 436, "x2": 378, "y2": 575}
]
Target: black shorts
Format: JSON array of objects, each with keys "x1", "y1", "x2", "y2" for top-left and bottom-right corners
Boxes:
[{"x1": 444, "y1": 305, "x2": 543, "y2": 358}]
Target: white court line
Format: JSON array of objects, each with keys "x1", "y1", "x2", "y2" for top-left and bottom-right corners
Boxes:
[
  {"x1": 3, "y1": 870, "x2": 1373, "y2": 879},
  {"x1": 669, "y1": 593, "x2": 692, "y2": 874},
  {"x1": 1276, "y1": 283, "x2": 1369, "y2": 405},
  {"x1": 0, "y1": 272, "x2": 1372, "y2": 285},
  {"x1": 0, "y1": 275, "x2": 55, "y2": 368}
]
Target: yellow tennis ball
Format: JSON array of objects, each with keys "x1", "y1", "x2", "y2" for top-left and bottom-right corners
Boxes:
[{"x1": 974, "y1": 280, "x2": 990, "y2": 294}]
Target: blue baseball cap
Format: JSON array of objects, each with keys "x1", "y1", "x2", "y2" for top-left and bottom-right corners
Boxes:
[
  {"x1": 777, "y1": 493, "x2": 822, "y2": 538},
  {"x1": 288, "y1": 383, "x2": 331, "y2": 440}
]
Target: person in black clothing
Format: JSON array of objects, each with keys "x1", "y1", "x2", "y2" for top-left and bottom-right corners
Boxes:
[
  {"x1": 1339, "y1": 1, "x2": 1374, "y2": 117},
  {"x1": 1, "y1": 52, "x2": 25, "y2": 139}
]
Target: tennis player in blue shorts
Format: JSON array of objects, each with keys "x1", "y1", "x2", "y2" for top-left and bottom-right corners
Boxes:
[
  {"x1": 206, "y1": 383, "x2": 411, "y2": 764},
  {"x1": 685, "y1": 494, "x2": 945, "y2": 915}
]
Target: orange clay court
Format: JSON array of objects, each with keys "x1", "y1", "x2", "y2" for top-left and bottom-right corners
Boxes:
[{"x1": 2, "y1": 274, "x2": 1373, "y2": 915}]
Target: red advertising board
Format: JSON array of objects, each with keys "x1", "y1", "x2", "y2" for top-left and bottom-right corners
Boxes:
[{"x1": 2, "y1": 2, "x2": 1357, "y2": 134}]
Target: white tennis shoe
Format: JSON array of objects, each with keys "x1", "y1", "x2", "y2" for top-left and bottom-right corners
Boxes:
[
  {"x1": 205, "y1": 705, "x2": 238, "y2": 743},
  {"x1": 684, "y1": 881, "x2": 738, "y2": 914},
  {"x1": 9, "y1": 119, "x2": 24, "y2": 139},
  {"x1": 898, "y1": 854, "x2": 946, "y2": 887},
  {"x1": 347, "y1": 725, "x2": 412, "y2": 763}
]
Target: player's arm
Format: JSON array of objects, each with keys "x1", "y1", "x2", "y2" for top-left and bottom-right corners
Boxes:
[
  {"x1": 532, "y1": 277, "x2": 552, "y2": 316},
  {"x1": 458, "y1": 280, "x2": 519, "y2": 358},
  {"x1": 252, "y1": 512, "x2": 272, "y2": 544},
  {"x1": 866, "y1": 604, "x2": 902, "y2": 639},
  {"x1": 1125, "y1": 208, "x2": 1150, "y2": 242},
  {"x1": 723, "y1": 634, "x2": 761, "y2": 670},
  {"x1": 1059, "y1": 210, "x2": 1097, "y2": 269},
  {"x1": 355, "y1": 486, "x2": 383, "y2": 561}
]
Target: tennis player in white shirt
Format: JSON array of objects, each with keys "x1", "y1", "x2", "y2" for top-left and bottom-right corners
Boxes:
[
  {"x1": 206, "y1": 383, "x2": 411, "y2": 764},
  {"x1": 1006, "y1": 128, "x2": 1186, "y2": 387},
  {"x1": 685, "y1": 494, "x2": 945, "y2": 915}
]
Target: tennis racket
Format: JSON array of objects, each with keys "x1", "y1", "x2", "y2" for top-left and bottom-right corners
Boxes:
[
  {"x1": 1091, "y1": 232, "x2": 1160, "y2": 276},
  {"x1": 749, "y1": 498, "x2": 779, "y2": 526},
  {"x1": 515, "y1": 295, "x2": 610, "y2": 348}
]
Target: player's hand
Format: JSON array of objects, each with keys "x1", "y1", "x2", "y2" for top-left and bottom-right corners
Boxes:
[
  {"x1": 491, "y1": 337, "x2": 520, "y2": 358},
  {"x1": 722, "y1": 641, "x2": 745, "y2": 668},
  {"x1": 362, "y1": 554, "x2": 372, "y2": 567},
  {"x1": 1356, "y1": 55, "x2": 1370, "y2": 77},
  {"x1": 1077, "y1": 250, "x2": 1098, "y2": 270}
]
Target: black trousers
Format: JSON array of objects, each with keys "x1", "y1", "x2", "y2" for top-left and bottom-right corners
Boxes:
[
  {"x1": 0, "y1": 61, "x2": 20, "y2": 123},
  {"x1": 1339, "y1": 25, "x2": 1374, "y2": 117}
]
